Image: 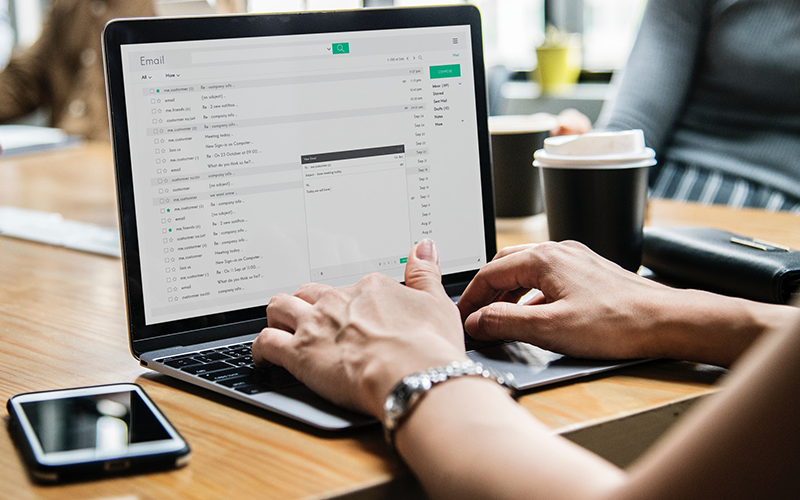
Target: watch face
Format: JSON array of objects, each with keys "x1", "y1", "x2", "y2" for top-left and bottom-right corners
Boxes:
[
  {"x1": 384, "y1": 377, "x2": 421, "y2": 429},
  {"x1": 384, "y1": 394, "x2": 400, "y2": 422}
]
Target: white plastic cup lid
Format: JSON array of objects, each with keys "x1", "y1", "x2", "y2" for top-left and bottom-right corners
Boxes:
[{"x1": 533, "y1": 129, "x2": 656, "y2": 168}]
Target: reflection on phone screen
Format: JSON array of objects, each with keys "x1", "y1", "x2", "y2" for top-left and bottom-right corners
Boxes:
[{"x1": 21, "y1": 390, "x2": 172, "y2": 453}]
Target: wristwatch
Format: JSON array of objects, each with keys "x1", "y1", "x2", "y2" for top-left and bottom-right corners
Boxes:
[{"x1": 382, "y1": 360, "x2": 515, "y2": 449}]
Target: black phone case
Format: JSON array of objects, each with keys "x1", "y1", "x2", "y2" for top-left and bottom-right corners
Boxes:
[
  {"x1": 6, "y1": 384, "x2": 191, "y2": 484},
  {"x1": 642, "y1": 226, "x2": 800, "y2": 304}
]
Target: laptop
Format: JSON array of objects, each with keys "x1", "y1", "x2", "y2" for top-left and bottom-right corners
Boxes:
[{"x1": 103, "y1": 5, "x2": 640, "y2": 431}]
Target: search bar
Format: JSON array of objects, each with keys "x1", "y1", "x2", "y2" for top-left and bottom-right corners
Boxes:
[{"x1": 191, "y1": 44, "x2": 330, "y2": 65}]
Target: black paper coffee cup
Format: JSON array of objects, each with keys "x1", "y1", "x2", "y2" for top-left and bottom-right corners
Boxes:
[
  {"x1": 534, "y1": 130, "x2": 656, "y2": 272},
  {"x1": 489, "y1": 115, "x2": 554, "y2": 218}
]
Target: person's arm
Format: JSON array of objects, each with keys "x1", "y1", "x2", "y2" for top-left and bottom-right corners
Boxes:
[
  {"x1": 253, "y1": 240, "x2": 627, "y2": 498},
  {"x1": 602, "y1": 0, "x2": 707, "y2": 155},
  {"x1": 0, "y1": 43, "x2": 49, "y2": 123},
  {"x1": 394, "y1": 376, "x2": 626, "y2": 500},
  {"x1": 458, "y1": 241, "x2": 795, "y2": 367},
  {"x1": 613, "y1": 304, "x2": 800, "y2": 500},
  {"x1": 253, "y1": 240, "x2": 800, "y2": 499},
  {"x1": 401, "y1": 291, "x2": 800, "y2": 500}
]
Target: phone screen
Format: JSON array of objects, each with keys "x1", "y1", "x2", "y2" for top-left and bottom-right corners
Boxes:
[
  {"x1": 7, "y1": 384, "x2": 190, "y2": 482},
  {"x1": 20, "y1": 389, "x2": 172, "y2": 454}
]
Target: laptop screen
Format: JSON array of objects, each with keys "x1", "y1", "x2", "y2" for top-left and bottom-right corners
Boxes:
[{"x1": 105, "y1": 7, "x2": 495, "y2": 346}]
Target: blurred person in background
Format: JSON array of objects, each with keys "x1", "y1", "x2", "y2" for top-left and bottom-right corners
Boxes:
[
  {"x1": 553, "y1": 0, "x2": 800, "y2": 213},
  {"x1": 0, "y1": 0, "x2": 156, "y2": 141},
  {"x1": 0, "y1": 0, "x2": 247, "y2": 142}
]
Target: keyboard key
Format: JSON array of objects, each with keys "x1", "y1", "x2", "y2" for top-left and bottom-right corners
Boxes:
[
  {"x1": 227, "y1": 356, "x2": 253, "y2": 367},
  {"x1": 193, "y1": 352, "x2": 228, "y2": 362},
  {"x1": 181, "y1": 361, "x2": 232, "y2": 375},
  {"x1": 235, "y1": 385, "x2": 272, "y2": 395},
  {"x1": 189, "y1": 355, "x2": 213, "y2": 364},
  {"x1": 219, "y1": 377, "x2": 261, "y2": 389},
  {"x1": 218, "y1": 368, "x2": 271, "y2": 388},
  {"x1": 227, "y1": 342, "x2": 250, "y2": 350},
  {"x1": 269, "y1": 367, "x2": 301, "y2": 388},
  {"x1": 200, "y1": 367, "x2": 254, "y2": 383},
  {"x1": 229, "y1": 347, "x2": 251, "y2": 357},
  {"x1": 163, "y1": 357, "x2": 201, "y2": 368}
]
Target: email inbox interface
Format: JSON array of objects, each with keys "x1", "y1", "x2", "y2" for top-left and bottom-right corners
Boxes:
[{"x1": 121, "y1": 27, "x2": 486, "y2": 325}]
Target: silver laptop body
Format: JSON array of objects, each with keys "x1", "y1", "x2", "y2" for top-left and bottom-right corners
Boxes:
[{"x1": 103, "y1": 6, "x2": 639, "y2": 431}]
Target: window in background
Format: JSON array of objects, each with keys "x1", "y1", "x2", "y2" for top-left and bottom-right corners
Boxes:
[
  {"x1": 0, "y1": 0, "x2": 13, "y2": 67},
  {"x1": 8, "y1": 0, "x2": 46, "y2": 48},
  {"x1": 581, "y1": 0, "x2": 646, "y2": 70},
  {"x1": 248, "y1": 0, "x2": 361, "y2": 11},
  {"x1": 392, "y1": 0, "x2": 461, "y2": 4},
  {"x1": 478, "y1": 0, "x2": 545, "y2": 70}
]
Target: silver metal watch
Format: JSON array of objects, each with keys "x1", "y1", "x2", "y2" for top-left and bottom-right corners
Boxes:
[{"x1": 382, "y1": 360, "x2": 515, "y2": 449}]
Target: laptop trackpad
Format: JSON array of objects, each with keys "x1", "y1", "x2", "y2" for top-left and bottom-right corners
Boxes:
[{"x1": 467, "y1": 341, "x2": 640, "y2": 391}]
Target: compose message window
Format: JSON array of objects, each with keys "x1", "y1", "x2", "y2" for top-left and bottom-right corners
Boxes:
[{"x1": 121, "y1": 26, "x2": 487, "y2": 325}]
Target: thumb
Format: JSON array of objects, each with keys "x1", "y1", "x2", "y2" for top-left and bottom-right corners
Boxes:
[{"x1": 404, "y1": 239, "x2": 444, "y2": 295}]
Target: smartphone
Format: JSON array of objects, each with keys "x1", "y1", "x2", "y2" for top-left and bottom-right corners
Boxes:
[{"x1": 7, "y1": 383, "x2": 191, "y2": 483}]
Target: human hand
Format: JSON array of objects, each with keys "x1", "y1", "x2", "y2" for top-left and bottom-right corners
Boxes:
[
  {"x1": 252, "y1": 240, "x2": 467, "y2": 418},
  {"x1": 550, "y1": 108, "x2": 592, "y2": 137},
  {"x1": 458, "y1": 241, "x2": 672, "y2": 360}
]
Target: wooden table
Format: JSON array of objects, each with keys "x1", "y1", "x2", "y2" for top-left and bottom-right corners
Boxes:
[{"x1": 1, "y1": 144, "x2": 798, "y2": 499}]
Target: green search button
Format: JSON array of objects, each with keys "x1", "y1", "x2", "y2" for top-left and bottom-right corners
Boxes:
[
  {"x1": 429, "y1": 64, "x2": 461, "y2": 79},
  {"x1": 332, "y1": 42, "x2": 349, "y2": 54}
]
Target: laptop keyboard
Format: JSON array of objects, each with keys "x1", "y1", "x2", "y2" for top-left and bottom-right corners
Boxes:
[
  {"x1": 155, "y1": 341, "x2": 301, "y2": 395},
  {"x1": 155, "y1": 337, "x2": 507, "y2": 396}
]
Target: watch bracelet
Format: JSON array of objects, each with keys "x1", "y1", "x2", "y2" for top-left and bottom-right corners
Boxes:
[{"x1": 382, "y1": 360, "x2": 516, "y2": 449}]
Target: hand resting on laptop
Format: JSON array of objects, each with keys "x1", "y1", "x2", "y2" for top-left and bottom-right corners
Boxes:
[
  {"x1": 253, "y1": 238, "x2": 795, "y2": 414},
  {"x1": 457, "y1": 240, "x2": 793, "y2": 368},
  {"x1": 253, "y1": 239, "x2": 467, "y2": 417},
  {"x1": 252, "y1": 239, "x2": 800, "y2": 500}
]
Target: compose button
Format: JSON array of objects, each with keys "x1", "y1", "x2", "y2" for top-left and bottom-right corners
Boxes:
[
  {"x1": 429, "y1": 64, "x2": 461, "y2": 79},
  {"x1": 332, "y1": 42, "x2": 350, "y2": 54}
]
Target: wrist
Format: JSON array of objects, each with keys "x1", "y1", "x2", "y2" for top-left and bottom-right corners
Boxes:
[
  {"x1": 645, "y1": 288, "x2": 796, "y2": 367},
  {"x1": 391, "y1": 375, "x2": 522, "y2": 468},
  {"x1": 358, "y1": 332, "x2": 469, "y2": 418},
  {"x1": 360, "y1": 353, "x2": 469, "y2": 418},
  {"x1": 381, "y1": 360, "x2": 515, "y2": 449}
]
